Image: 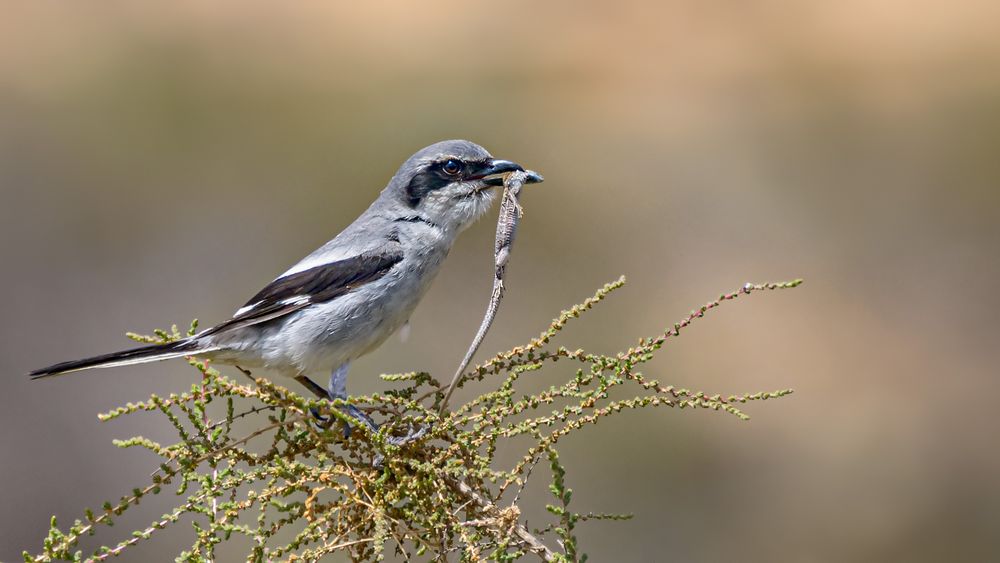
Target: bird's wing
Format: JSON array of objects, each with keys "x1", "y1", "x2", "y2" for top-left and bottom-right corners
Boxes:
[{"x1": 200, "y1": 247, "x2": 404, "y2": 336}]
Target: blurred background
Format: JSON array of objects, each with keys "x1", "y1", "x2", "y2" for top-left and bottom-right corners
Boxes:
[{"x1": 2, "y1": 1, "x2": 999, "y2": 561}]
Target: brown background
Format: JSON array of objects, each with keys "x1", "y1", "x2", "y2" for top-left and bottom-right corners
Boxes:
[{"x1": 2, "y1": 1, "x2": 999, "y2": 561}]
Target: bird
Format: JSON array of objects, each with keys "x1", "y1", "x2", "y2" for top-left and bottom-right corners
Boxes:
[{"x1": 29, "y1": 139, "x2": 541, "y2": 431}]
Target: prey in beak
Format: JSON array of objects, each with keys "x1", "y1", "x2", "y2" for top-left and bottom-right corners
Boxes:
[{"x1": 473, "y1": 159, "x2": 545, "y2": 186}]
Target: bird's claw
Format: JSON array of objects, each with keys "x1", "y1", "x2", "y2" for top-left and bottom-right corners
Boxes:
[
  {"x1": 341, "y1": 404, "x2": 378, "y2": 439},
  {"x1": 385, "y1": 423, "x2": 429, "y2": 447},
  {"x1": 372, "y1": 424, "x2": 429, "y2": 468},
  {"x1": 309, "y1": 404, "x2": 375, "y2": 436},
  {"x1": 309, "y1": 407, "x2": 333, "y2": 431},
  {"x1": 314, "y1": 397, "x2": 428, "y2": 466}
]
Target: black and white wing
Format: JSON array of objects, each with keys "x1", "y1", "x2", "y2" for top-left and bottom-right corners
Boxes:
[{"x1": 201, "y1": 248, "x2": 404, "y2": 337}]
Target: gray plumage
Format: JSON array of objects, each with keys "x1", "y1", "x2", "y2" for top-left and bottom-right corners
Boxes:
[{"x1": 30, "y1": 140, "x2": 531, "y2": 404}]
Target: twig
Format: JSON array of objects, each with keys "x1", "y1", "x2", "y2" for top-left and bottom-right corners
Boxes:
[
  {"x1": 445, "y1": 476, "x2": 557, "y2": 561},
  {"x1": 205, "y1": 404, "x2": 277, "y2": 431},
  {"x1": 189, "y1": 413, "x2": 306, "y2": 467}
]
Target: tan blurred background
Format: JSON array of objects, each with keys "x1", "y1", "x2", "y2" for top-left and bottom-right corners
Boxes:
[{"x1": 3, "y1": 1, "x2": 999, "y2": 561}]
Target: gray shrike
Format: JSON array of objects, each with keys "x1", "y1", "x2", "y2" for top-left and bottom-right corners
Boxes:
[{"x1": 30, "y1": 140, "x2": 541, "y2": 421}]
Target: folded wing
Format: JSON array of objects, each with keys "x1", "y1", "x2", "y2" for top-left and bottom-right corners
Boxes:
[{"x1": 201, "y1": 248, "x2": 404, "y2": 336}]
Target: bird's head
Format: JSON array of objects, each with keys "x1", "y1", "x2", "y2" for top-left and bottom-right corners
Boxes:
[{"x1": 386, "y1": 140, "x2": 531, "y2": 232}]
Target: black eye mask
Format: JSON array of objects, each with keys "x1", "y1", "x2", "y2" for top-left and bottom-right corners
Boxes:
[{"x1": 404, "y1": 159, "x2": 483, "y2": 206}]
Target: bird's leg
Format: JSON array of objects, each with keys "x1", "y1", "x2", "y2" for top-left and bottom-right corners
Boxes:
[
  {"x1": 328, "y1": 362, "x2": 428, "y2": 448},
  {"x1": 295, "y1": 374, "x2": 328, "y2": 399},
  {"x1": 326, "y1": 362, "x2": 377, "y2": 437},
  {"x1": 299, "y1": 364, "x2": 426, "y2": 455},
  {"x1": 295, "y1": 374, "x2": 335, "y2": 428}
]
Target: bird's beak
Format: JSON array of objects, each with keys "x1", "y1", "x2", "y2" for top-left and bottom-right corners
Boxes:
[{"x1": 476, "y1": 159, "x2": 544, "y2": 186}]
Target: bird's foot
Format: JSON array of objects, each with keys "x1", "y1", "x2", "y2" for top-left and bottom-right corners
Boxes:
[
  {"x1": 306, "y1": 402, "x2": 377, "y2": 436},
  {"x1": 339, "y1": 405, "x2": 426, "y2": 446},
  {"x1": 340, "y1": 404, "x2": 378, "y2": 439},
  {"x1": 309, "y1": 407, "x2": 333, "y2": 430},
  {"x1": 385, "y1": 423, "x2": 429, "y2": 447},
  {"x1": 372, "y1": 423, "x2": 429, "y2": 468}
]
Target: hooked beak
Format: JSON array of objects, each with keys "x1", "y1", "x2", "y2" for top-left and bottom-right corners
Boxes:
[{"x1": 476, "y1": 159, "x2": 544, "y2": 186}]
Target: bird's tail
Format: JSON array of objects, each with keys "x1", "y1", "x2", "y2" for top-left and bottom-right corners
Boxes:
[{"x1": 28, "y1": 338, "x2": 217, "y2": 379}]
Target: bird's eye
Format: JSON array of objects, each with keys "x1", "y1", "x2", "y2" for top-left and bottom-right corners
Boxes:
[{"x1": 442, "y1": 159, "x2": 462, "y2": 176}]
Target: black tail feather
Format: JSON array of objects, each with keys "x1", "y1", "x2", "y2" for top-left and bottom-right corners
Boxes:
[{"x1": 29, "y1": 339, "x2": 203, "y2": 379}]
